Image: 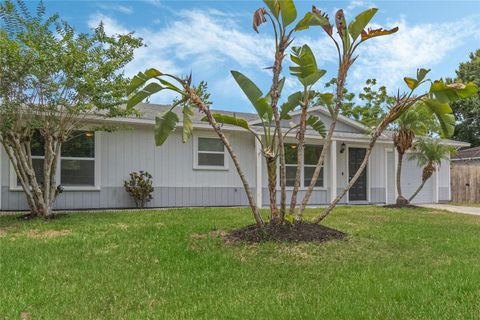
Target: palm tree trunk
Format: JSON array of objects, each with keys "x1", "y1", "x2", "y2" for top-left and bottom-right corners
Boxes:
[
  {"x1": 408, "y1": 179, "x2": 428, "y2": 203},
  {"x1": 396, "y1": 152, "x2": 409, "y2": 205}
]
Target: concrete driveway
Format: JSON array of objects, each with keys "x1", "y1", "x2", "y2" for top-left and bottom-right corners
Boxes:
[{"x1": 421, "y1": 204, "x2": 480, "y2": 216}]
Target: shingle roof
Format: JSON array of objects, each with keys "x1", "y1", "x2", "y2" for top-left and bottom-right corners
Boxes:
[
  {"x1": 452, "y1": 146, "x2": 480, "y2": 160},
  {"x1": 132, "y1": 103, "x2": 259, "y2": 123}
]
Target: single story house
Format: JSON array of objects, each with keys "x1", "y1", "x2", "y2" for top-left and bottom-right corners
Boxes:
[
  {"x1": 0, "y1": 103, "x2": 469, "y2": 211},
  {"x1": 451, "y1": 146, "x2": 480, "y2": 165}
]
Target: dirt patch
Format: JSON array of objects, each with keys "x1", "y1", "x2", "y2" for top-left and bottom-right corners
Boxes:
[
  {"x1": 191, "y1": 230, "x2": 228, "y2": 240},
  {"x1": 383, "y1": 204, "x2": 420, "y2": 209},
  {"x1": 23, "y1": 229, "x2": 71, "y2": 238},
  {"x1": 17, "y1": 213, "x2": 68, "y2": 221},
  {"x1": 224, "y1": 221, "x2": 346, "y2": 244}
]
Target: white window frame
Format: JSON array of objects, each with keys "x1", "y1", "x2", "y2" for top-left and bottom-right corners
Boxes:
[
  {"x1": 9, "y1": 131, "x2": 101, "y2": 191},
  {"x1": 283, "y1": 143, "x2": 326, "y2": 190},
  {"x1": 193, "y1": 133, "x2": 229, "y2": 171}
]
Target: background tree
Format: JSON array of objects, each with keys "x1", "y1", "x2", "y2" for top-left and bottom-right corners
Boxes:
[
  {"x1": 0, "y1": 0, "x2": 142, "y2": 218},
  {"x1": 315, "y1": 78, "x2": 394, "y2": 128},
  {"x1": 408, "y1": 138, "x2": 455, "y2": 202},
  {"x1": 450, "y1": 49, "x2": 480, "y2": 147}
]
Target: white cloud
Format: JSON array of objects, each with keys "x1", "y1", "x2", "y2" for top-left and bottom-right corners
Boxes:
[
  {"x1": 350, "y1": 16, "x2": 480, "y2": 92},
  {"x1": 97, "y1": 4, "x2": 133, "y2": 14}
]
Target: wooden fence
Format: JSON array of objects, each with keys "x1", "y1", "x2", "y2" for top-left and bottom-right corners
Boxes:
[{"x1": 451, "y1": 163, "x2": 480, "y2": 203}]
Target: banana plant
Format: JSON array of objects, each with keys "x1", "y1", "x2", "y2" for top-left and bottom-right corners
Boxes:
[
  {"x1": 313, "y1": 68, "x2": 478, "y2": 223},
  {"x1": 250, "y1": 0, "x2": 331, "y2": 220},
  {"x1": 126, "y1": 68, "x2": 265, "y2": 227},
  {"x1": 298, "y1": 6, "x2": 399, "y2": 217},
  {"x1": 286, "y1": 44, "x2": 327, "y2": 217}
]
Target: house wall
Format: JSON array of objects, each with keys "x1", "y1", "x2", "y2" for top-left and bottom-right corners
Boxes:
[
  {"x1": 0, "y1": 123, "x2": 452, "y2": 211},
  {"x1": 0, "y1": 126, "x2": 257, "y2": 210}
]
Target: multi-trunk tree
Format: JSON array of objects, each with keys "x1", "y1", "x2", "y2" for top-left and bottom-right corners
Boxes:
[
  {"x1": 0, "y1": 0, "x2": 142, "y2": 218},
  {"x1": 127, "y1": 0, "x2": 477, "y2": 228}
]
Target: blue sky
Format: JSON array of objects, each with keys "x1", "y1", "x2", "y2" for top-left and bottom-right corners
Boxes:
[{"x1": 26, "y1": 0, "x2": 480, "y2": 113}]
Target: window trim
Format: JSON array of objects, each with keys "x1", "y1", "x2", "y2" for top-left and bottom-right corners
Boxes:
[
  {"x1": 9, "y1": 131, "x2": 101, "y2": 192},
  {"x1": 193, "y1": 133, "x2": 229, "y2": 171},
  {"x1": 282, "y1": 143, "x2": 326, "y2": 190}
]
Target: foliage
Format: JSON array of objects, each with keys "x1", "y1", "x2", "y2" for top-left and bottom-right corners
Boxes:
[
  {"x1": 407, "y1": 138, "x2": 456, "y2": 202},
  {"x1": 314, "y1": 78, "x2": 395, "y2": 127},
  {"x1": 0, "y1": 0, "x2": 142, "y2": 218},
  {"x1": 123, "y1": 171, "x2": 154, "y2": 208},
  {"x1": 450, "y1": 49, "x2": 480, "y2": 147},
  {"x1": 409, "y1": 138, "x2": 456, "y2": 170}
]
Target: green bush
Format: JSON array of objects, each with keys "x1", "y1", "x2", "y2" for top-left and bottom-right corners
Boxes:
[{"x1": 124, "y1": 171, "x2": 154, "y2": 208}]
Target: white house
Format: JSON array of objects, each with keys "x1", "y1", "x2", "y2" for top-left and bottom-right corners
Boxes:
[{"x1": 0, "y1": 103, "x2": 469, "y2": 211}]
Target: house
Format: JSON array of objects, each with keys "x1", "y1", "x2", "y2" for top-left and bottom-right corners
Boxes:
[
  {"x1": 451, "y1": 146, "x2": 480, "y2": 165},
  {"x1": 0, "y1": 103, "x2": 469, "y2": 211}
]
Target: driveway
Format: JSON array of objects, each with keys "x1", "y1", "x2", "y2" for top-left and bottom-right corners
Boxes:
[{"x1": 421, "y1": 204, "x2": 480, "y2": 216}]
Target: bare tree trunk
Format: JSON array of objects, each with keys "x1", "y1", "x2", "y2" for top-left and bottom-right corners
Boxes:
[
  {"x1": 289, "y1": 104, "x2": 308, "y2": 216},
  {"x1": 395, "y1": 152, "x2": 408, "y2": 205},
  {"x1": 187, "y1": 88, "x2": 264, "y2": 227}
]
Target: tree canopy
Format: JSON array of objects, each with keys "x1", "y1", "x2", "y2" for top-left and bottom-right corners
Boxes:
[{"x1": 451, "y1": 49, "x2": 480, "y2": 147}]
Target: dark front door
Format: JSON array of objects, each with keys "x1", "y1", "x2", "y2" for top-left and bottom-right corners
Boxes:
[{"x1": 348, "y1": 148, "x2": 367, "y2": 201}]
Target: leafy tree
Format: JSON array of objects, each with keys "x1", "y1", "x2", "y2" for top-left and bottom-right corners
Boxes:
[
  {"x1": 315, "y1": 78, "x2": 394, "y2": 127},
  {"x1": 450, "y1": 49, "x2": 480, "y2": 147},
  {"x1": 0, "y1": 0, "x2": 142, "y2": 218},
  {"x1": 408, "y1": 138, "x2": 455, "y2": 202}
]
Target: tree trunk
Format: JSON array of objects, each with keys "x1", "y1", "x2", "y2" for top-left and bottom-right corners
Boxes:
[
  {"x1": 409, "y1": 164, "x2": 435, "y2": 202},
  {"x1": 395, "y1": 152, "x2": 409, "y2": 205},
  {"x1": 0, "y1": 132, "x2": 57, "y2": 218},
  {"x1": 313, "y1": 117, "x2": 392, "y2": 224},
  {"x1": 270, "y1": 48, "x2": 287, "y2": 221},
  {"x1": 408, "y1": 179, "x2": 427, "y2": 203},
  {"x1": 289, "y1": 104, "x2": 308, "y2": 217},
  {"x1": 266, "y1": 157, "x2": 278, "y2": 218},
  {"x1": 187, "y1": 88, "x2": 264, "y2": 227},
  {"x1": 298, "y1": 79, "x2": 346, "y2": 217}
]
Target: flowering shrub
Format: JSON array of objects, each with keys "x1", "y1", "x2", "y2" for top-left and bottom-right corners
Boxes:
[{"x1": 123, "y1": 171, "x2": 154, "y2": 208}]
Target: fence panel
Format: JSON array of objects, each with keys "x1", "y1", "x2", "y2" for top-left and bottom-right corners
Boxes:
[{"x1": 451, "y1": 164, "x2": 480, "y2": 203}]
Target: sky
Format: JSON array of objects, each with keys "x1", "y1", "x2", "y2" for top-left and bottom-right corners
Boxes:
[{"x1": 23, "y1": 0, "x2": 480, "y2": 113}]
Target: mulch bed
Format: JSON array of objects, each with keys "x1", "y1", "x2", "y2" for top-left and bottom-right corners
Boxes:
[
  {"x1": 383, "y1": 204, "x2": 420, "y2": 209},
  {"x1": 224, "y1": 221, "x2": 346, "y2": 244}
]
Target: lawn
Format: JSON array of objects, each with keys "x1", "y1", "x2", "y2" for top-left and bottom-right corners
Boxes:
[{"x1": 1, "y1": 206, "x2": 479, "y2": 319}]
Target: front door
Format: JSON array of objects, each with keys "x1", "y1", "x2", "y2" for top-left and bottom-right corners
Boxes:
[{"x1": 348, "y1": 147, "x2": 367, "y2": 201}]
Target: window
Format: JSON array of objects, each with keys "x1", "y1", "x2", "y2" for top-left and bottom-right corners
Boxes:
[
  {"x1": 284, "y1": 143, "x2": 324, "y2": 188},
  {"x1": 60, "y1": 131, "x2": 95, "y2": 186},
  {"x1": 195, "y1": 137, "x2": 227, "y2": 169},
  {"x1": 14, "y1": 131, "x2": 96, "y2": 189}
]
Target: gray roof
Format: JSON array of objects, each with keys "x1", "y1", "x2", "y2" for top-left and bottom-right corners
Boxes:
[
  {"x1": 452, "y1": 146, "x2": 480, "y2": 160},
  {"x1": 133, "y1": 103, "x2": 259, "y2": 124}
]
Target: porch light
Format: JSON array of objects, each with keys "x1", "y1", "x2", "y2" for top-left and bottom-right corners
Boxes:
[
  {"x1": 85, "y1": 131, "x2": 94, "y2": 138},
  {"x1": 340, "y1": 142, "x2": 346, "y2": 154}
]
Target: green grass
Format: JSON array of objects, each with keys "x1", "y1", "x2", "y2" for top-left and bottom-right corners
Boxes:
[{"x1": 1, "y1": 206, "x2": 479, "y2": 319}]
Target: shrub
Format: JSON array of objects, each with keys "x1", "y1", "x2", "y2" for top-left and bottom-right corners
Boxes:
[{"x1": 124, "y1": 171, "x2": 154, "y2": 208}]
